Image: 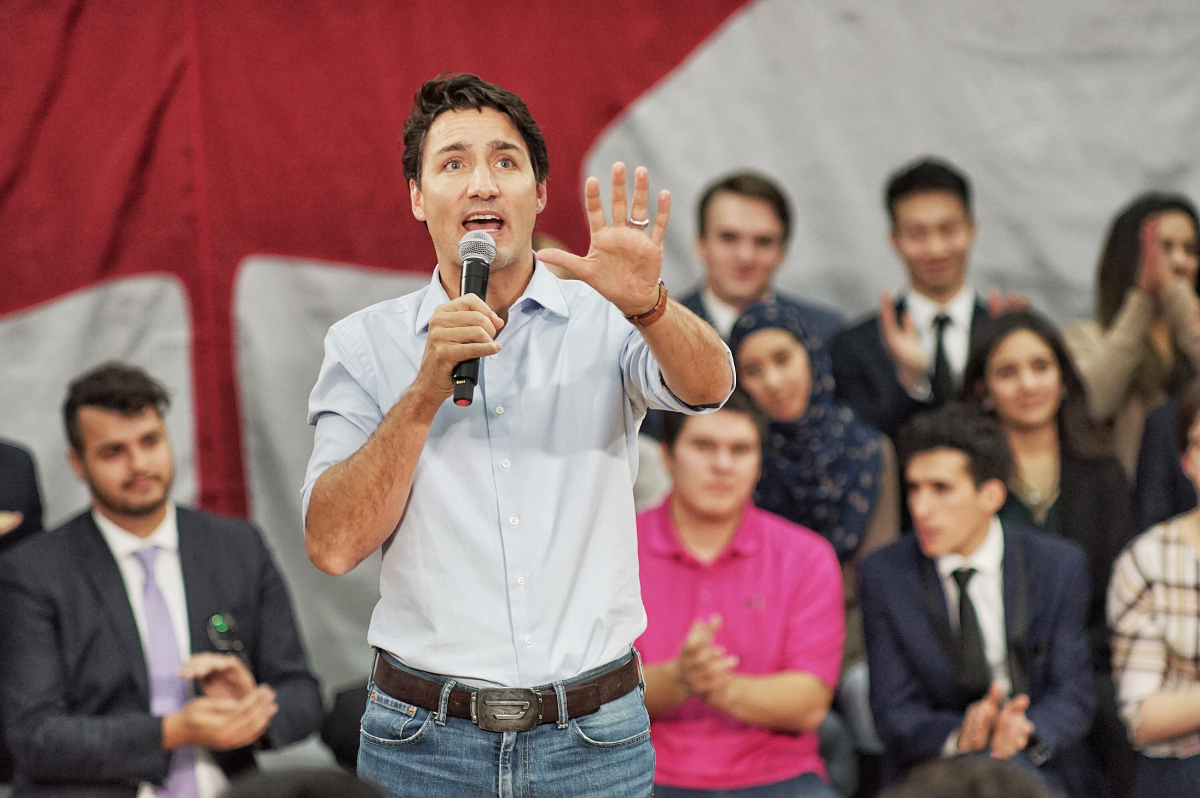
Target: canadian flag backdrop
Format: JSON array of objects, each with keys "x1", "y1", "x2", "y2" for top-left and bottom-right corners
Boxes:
[{"x1": 3, "y1": 0, "x2": 1199, "y2": 711}]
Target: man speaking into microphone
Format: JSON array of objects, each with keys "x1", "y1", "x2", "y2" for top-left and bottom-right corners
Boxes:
[{"x1": 302, "y1": 73, "x2": 732, "y2": 796}]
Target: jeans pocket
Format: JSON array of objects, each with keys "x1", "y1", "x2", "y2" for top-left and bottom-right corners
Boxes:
[
  {"x1": 360, "y1": 686, "x2": 434, "y2": 748},
  {"x1": 569, "y1": 689, "x2": 651, "y2": 750}
]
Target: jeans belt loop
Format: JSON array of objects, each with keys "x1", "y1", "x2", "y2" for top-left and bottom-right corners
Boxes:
[
  {"x1": 553, "y1": 681, "x2": 569, "y2": 730},
  {"x1": 435, "y1": 679, "x2": 455, "y2": 727}
]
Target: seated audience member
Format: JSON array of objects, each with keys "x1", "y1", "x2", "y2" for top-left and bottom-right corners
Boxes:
[
  {"x1": 1108, "y1": 378, "x2": 1200, "y2": 798},
  {"x1": 0, "y1": 439, "x2": 44, "y2": 554},
  {"x1": 637, "y1": 389, "x2": 844, "y2": 798},
  {"x1": 0, "y1": 363, "x2": 324, "y2": 797},
  {"x1": 642, "y1": 170, "x2": 842, "y2": 445},
  {"x1": 677, "y1": 171, "x2": 843, "y2": 344},
  {"x1": 728, "y1": 300, "x2": 898, "y2": 767},
  {"x1": 859, "y1": 404, "x2": 1097, "y2": 797},
  {"x1": 1134, "y1": 398, "x2": 1197, "y2": 530},
  {"x1": 831, "y1": 158, "x2": 1021, "y2": 439},
  {"x1": 960, "y1": 310, "x2": 1138, "y2": 796},
  {"x1": 882, "y1": 757, "x2": 1054, "y2": 798},
  {"x1": 0, "y1": 440, "x2": 43, "y2": 784},
  {"x1": 1065, "y1": 192, "x2": 1200, "y2": 476}
]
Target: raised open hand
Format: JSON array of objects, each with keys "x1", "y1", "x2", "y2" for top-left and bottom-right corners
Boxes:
[
  {"x1": 986, "y1": 288, "x2": 1030, "y2": 317},
  {"x1": 537, "y1": 162, "x2": 670, "y2": 317},
  {"x1": 879, "y1": 290, "x2": 928, "y2": 389}
]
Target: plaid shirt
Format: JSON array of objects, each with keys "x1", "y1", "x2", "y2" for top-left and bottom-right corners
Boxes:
[{"x1": 1108, "y1": 516, "x2": 1200, "y2": 758}]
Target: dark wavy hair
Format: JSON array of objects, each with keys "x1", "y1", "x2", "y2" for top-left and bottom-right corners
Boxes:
[
  {"x1": 401, "y1": 72, "x2": 549, "y2": 187},
  {"x1": 885, "y1": 156, "x2": 972, "y2": 225},
  {"x1": 1097, "y1": 191, "x2": 1200, "y2": 327},
  {"x1": 660, "y1": 387, "x2": 767, "y2": 453},
  {"x1": 63, "y1": 363, "x2": 171, "y2": 452},
  {"x1": 897, "y1": 403, "x2": 1014, "y2": 488},
  {"x1": 960, "y1": 310, "x2": 1109, "y2": 460}
]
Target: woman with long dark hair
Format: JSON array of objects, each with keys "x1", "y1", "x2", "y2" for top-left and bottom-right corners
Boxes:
[
  {"x1": 962, "y1": 310, "x2": 1137, "y2": 797},
  {"x1": 1065, "y1": 192, "x2": 1200, "y2": 475}
]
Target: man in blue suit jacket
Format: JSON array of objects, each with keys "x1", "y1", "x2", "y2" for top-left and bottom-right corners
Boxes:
[
  {"x1": 0, "y1": 364, "x2": 323, "y2": 798},
  {"x1": 832, "y1": 159, "x2": 1005, "y2": 440},
  {"x1": 675, "y1": 170, "x2": 843, "y2": 346},
  {"x1": 859, "y1": 405, "x2": 1097, "y2": 797}
]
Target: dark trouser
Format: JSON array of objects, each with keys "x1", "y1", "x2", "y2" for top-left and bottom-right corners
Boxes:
[{"x1": 1130, "y1": 754, "x2": 1200, "y2": 798}]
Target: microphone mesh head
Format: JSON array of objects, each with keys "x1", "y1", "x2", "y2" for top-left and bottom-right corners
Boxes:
[{"x1": 458, "y1": 230, "x2": 498, "y2": 264}]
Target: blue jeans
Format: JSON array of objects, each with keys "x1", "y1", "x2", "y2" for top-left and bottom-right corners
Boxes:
[
  {"x1": 653, "y1": 772, "x2": 839, "y2": 798},
  {"x1": 358, "y1": 655, "x2": 655, "y2": 797}
]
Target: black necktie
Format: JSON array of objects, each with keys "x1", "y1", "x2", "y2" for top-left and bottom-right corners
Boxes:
[
  {"x1": 931, "y1": 313, "x2": 954, "y2": 405},
  {"x1": 951, "y1": 567, "x2": 992, "y2": 697}
]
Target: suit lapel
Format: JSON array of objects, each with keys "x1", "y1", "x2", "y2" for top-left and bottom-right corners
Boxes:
[
  {"x1": 177, "y1": 509, "x2": 214, "y2": 656},
  {"x1": 1002, "y1": 524, "x2": 1030, "y2": 695},
  {"x1": 969, "y1": 299, "x2": 990, "y2": 337},
  {"x1": 74, "y1": 516, "x2": 151, "y2": 704}
]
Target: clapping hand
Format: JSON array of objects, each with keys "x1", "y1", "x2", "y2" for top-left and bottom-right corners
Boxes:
[
  {"x1": 677, "y1": 614, "x2": 739, "y2": 700},
  {"x1": 879, "y1": 290, "x2": 928, "y2": 389}
]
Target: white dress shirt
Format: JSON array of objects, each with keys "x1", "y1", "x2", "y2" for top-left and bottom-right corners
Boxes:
[
  {"x1": 701, "y1": 288, "x2": 742, "y2": 340},
  {"x1": 903, "y1": 284, "x2": 976, "y2": 390},
  {"x1": 303, "y1": 261, "x2": 732, "y2": 688},
  {"x1": 936, "y1": 517, "x2": 1011, "y2": 757},
  {"x1": 93, "y1": 503, "x2": 228, "y2": 798}
]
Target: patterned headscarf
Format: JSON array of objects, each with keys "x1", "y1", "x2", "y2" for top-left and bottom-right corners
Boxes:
[{"x1": 729, "y1": 301, "x2": 885, "y2": 562}]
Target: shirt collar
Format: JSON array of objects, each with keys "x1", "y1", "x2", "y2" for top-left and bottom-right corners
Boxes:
[
  {"x1": 415, "y1": 256, "x2": 569, "y2": 334},
  {"x1": 93, "y1": 501, "x2": 179, "y2": 560},
  {"x1": 904, "y1": 283, "x2": 975, "y2": 333},
  {"x1": 645, "y1": 498, "x2": 761, "y2": 563},
  {"x1": 936, "y1": 515, "x2": 1004, "y2": 580}
]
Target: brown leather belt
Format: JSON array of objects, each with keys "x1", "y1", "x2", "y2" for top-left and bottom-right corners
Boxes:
[{"x1": 371, "y1": 653, "x2": 642, "y2": 733}]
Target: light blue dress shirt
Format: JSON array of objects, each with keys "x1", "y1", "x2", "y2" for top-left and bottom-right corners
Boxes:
[{"x1": 303, "y1": 261, "x2": 732, "y2": 687}]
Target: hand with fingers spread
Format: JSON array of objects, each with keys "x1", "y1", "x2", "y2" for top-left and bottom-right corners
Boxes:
[
  {"x1": 986, "y1": 288, "x2": 1030, "y2": 316},
  {"x1": 957, "y1": 681, "x2": 1005, "y2": 754},
  {"x1": 677, "y1": 614, "x2": 739, "y2": 700},
  {"x1": 537, "y1": 162, "x2": 670, "y2": 317},
  {"x1": 1137, "y1": 215, "x2": 1166, "y2": 297},
  {"x1": 879, "y1": 290, "x2": 929, "y2": 390},
  {"x1": 413, "y1": 294, "x2": 505, "y2": 403},
  {"x1": 990, "y1": 693, "x2": 1035, "y2": 760},
  {"x1": 179, "y1": 652, "x2": 256, "y2": 700}
]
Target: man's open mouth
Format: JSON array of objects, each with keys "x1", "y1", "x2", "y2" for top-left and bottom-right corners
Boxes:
[{"x1": 464, "y1": 213, "x2": 504, "y2": 232}]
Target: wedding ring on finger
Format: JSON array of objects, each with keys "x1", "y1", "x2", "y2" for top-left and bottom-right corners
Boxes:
[{"x1": 627, "y1": 217, "x2": 651, "y2": 230}]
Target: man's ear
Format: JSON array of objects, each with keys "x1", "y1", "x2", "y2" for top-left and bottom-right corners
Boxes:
[
  {"x1": 535, "y1": 181, "x2": 547, "y2": 215},
  {"x1": 410, "y1": 178, "x2": 425, "y2": 222},
  {"x1": 660, "y1": 442, "x2": 676, "y2": 480},
  {"x1": 979, "y1": 478, "x2": 1007, "y2": 514},
  {"x1": 67, "y1": 447, "x2": 87, "y2": 483}
]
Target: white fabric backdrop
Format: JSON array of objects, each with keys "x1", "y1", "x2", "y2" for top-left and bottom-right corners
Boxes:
[{"x1": 587, "y1": 0, "x2": 1200, "y2": 325}]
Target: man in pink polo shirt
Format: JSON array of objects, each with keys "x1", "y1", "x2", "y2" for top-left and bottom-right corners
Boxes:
[{"x1": 637, "y1": 388, "x2": 845, "y2": 798}]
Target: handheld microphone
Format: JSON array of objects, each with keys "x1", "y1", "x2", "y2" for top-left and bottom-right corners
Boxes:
[{"x1": 452, "y1": 230, "x2": 498, "y2": 407}]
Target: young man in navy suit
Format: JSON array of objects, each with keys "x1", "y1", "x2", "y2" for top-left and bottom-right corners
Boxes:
[
  {"x1": 0, "y1": 364, "x2": 323, "y2": 798},
  {"x1": 831, "y1": 159, "x2": 1025, "y2": 439},
  {"x1": 859, "y1": 404, "x2": 1098, "y2": 797}
]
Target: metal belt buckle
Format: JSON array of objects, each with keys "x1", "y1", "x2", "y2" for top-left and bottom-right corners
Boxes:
[{"x1": 471, "y1": 687, "x2": 542, "y2": 732}]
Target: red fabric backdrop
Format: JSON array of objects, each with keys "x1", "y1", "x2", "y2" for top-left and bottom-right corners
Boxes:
[{"x1": 0, "y1": 1, "x2": 749, "y2": 515}]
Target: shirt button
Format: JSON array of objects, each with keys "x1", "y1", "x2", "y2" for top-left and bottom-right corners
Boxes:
[
  {"x1": 699, "y1": 589, "x2": 712, "y2": 602},
  {"x1": 517, "y1": 576, "x2": 526, "y2": 586},
  {"x1": 523, "y1": 635, "x2": 533, "y2": 646},
  {"x1": 496, "y1": 406, "x2": 505, "y2": 415},
  {"x1": 510, "y1": 515, "x2": 519, "y2": 526},
  {"x1": 490, "y1": 354, "x2": 498, "y2": 361},
  {"x1": 501, "y1": 459, "x2": 511, "y2": 469}
]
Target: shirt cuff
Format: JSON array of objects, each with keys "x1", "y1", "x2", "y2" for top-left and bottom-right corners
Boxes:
[{"x1": 942, "y1": 727, "x2": 962, "y2": 757}]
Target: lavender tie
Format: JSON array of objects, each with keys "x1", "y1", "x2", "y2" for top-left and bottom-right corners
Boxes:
[{"x1": 134, "y1": 547, "x2": 199, "y2": 798}]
